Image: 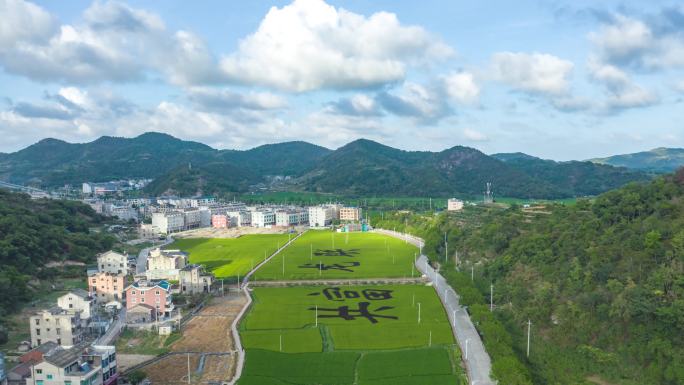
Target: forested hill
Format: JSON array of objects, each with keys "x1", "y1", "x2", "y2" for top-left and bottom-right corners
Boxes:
[
  {"x1": 1, "y1": 133, "x2": 649, "y2": 199},
  {"x1": 0, "y1": 190, "x2": 115, "y2": 339},
  {"x1": 299, "y1": 139, "x2": 648, "y2": 199},
  {"x1": 590, "y1": 147, "x2": 684, "y2": 173},
  {"x1": 419, "y1": 169, "x2": 684, "y2": 384}
]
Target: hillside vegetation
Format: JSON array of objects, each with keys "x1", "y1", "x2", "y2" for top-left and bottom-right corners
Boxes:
[
  {"x1": 386, "y1": 170, "x2": 684, "y2": 384},
  {"x1": 590, "y1": 147, "x2": 684, "y2": 173},
  {"x1": 1, "y1": 133, "x2": 648, "y2": 199},
  {"x1": 0, "y1": 190, "x2": 115, "y2": 339}
]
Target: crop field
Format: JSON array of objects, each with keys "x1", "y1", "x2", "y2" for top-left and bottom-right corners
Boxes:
[
  {"x1": 253, "y1": 231, "x2": 419, "y2": 280},
  {"x1": 166, "y1": 233, "x2": 293, "y2": 278},
  {"x1": 237, "y1": 285, "x2": 464, "y2": 385}
]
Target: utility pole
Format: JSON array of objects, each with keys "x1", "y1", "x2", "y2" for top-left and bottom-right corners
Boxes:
[
  {"x1": 417, "y1": 302, "x2": 421, "y2": 324},
  {"x1": 490, "y1": 284, "x2": 494, "y2": 312},
  {"x1": 471, "y1": 265, "x2": 474, "y2": 281},
  {"x1": 444, "y1": 232, "x2": 448, "y2": 263},
  {"x1": 429, "y1": 331, "x2": 432, "y2": 347},
  {"x1": 527, "y1": 319, "x2": 531, "y2": 357},
  {"x1": 221, "y1": 279, "x2": 224, "y2": 296},
  {"x1": 315, "y1": 305, "x2": 318, "y2": 327},
  {"x1": 237, "y1": 273, "x2": 240, "y2": 290},
  {"x1": 310, "y1": 243, "x2": 313, "y2": 260},
  {"x1": 279, "y1": 334, "x2": 282, "y2": 352},
  {"x1": 187, "y1": 352, "x2": 191, "y2": 385}
]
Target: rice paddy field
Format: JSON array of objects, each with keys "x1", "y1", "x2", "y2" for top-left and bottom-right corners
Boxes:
[
  {"x1": 237, "y1": 285, "x2": 465, "y2": 385},
  {"x1": 165, "y1": 233, "x2": 293, "y2": 279},
  {"x1": 253, "y1": 231, "x2": 420, "y2": 280}
]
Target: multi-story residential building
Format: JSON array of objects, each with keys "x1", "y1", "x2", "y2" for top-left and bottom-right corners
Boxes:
[
  {"x1": 26, "y1": 344, "x2": 118, "y2": 385},
  {"x1": 447, "y1": 198, "x2": 464, "y2": 211},
  {"x1": 56, "y1": 290, "x2": 94, "y2": 323},
  {"x1": 252, "y1": 210, "x2": 276, "y2": 228},
  {"x1": 211, "y1": 214, "x2": 228, "y2": 228},
  {"x1": 146, "y1": 248, "x2": 187, "y2": 281},
  {"x1": 309, "y1": 205, "x2": 338, "y2": 227},
  {"x1": 199, "y1": 208, "x2": 211, "y2": 227},
  {"x1": 88, "y1": 272, "x2": 126, "y2": 304},
  {"x1": 275, "y1": 211, "x2": 299, "y2": 227},
  {"x1": 151, "y1": 212, "x2": 184, "y2": 234},
  {"x1": 97, "y1": 251, "x2": 128, "y2": 275},
  {"x1": 340, "y1": 207, "x2": 362, "y2": 222},
  {"x1": 124, "y1": 280, "x2": 173, "y2": 321},
  {"x1": 183, "y1": 209, "x2": 202, "y2": 229},
  {"x1": 138, "y1": 223, "x2": 158, "y2": 239},
  {"x1": 179, "y1": 265, "x2": 214, "y2": 294},
  {"x1": 29, "y1": 308, "x2": 84, "y2": 347}
]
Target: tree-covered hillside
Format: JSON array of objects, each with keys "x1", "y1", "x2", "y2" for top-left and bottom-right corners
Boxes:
[
  {"x1": 0, "y1": 190, "x2": 115, "y2": 338},
  {"x1": 590, "y1": 147, "x2": 684, "y2": 173},
  {"x1": 373, "y1": 169, "x2": 684, "y2": 384}
]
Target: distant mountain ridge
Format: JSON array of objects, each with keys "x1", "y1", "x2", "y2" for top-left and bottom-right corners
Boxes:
[
  {"x1": 589, "y1": 147, "x2": 684, "y2": 173},
  {"x1": 0, "y1": 133, "x2": 651, "y2": 198}
]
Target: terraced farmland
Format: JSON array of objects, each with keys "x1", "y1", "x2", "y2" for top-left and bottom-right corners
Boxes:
[{"x1": 254, "y1": 231, "x2": 419, "y2": 280}]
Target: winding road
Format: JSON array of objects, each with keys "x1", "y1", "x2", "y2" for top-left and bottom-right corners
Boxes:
[{"x1": 375, "y1": 229, "x2": 495, "y2": 385}]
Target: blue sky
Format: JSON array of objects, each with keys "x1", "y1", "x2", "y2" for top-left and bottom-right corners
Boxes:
[{"x1": 0, "y1": 0, "x2": 683, "y2": 160}]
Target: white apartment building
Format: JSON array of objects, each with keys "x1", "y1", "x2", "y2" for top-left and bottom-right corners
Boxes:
[
  {"x1": 252, "y1": 210, "x2": 276, "y2": 228},
  {"x1": 275, "y1": 211, "x2": 299, "y2": 227},
  {"x1": 97, "y1": 251, "x2": 128, "y2": 275},
  {"x1": 29, "y1": 308, "x2": 84, "y2": 347},
  {"x1": 151, "y1": 212, "x2": 184, "y2": 234},
  {"x1": 57, "y1": 290, "x2": 95, "y2": 322},
  {"x1": 308, "y1": 205, "x2": 340, "y2": 227},
  {"x1": 145, "y1": 248, "x2": 187, "y2": 281},
  {"x1": 183, "y1": 209, "x2": 202, "y2": 229},
  {"x1": 447, "y1": 198, "x2": 464, "y2": 211}
]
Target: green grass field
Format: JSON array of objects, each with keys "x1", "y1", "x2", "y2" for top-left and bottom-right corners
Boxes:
[
  {"x1": 165, "y1": 234, "x2": 293, "y2": 279},
  {"x1": 253, "y1": 231, "x2": 419, "y2": 280},
  {"x1": 237, "y1": 285, "x2": 464, "y2": 385}
]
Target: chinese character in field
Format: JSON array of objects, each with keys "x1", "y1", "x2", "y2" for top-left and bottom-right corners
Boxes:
[
  {"x1": 308, "y1": 287, "x2": 394, "y2": 301},
  {"x1": 313, "y1": 248, "x2": 361, "y2": 257},
  {"x1": 309, "y1": 302, "x2": 398, "y2": 324},
  {"x1": 298, "y1": 262, "x2": 360, "y2": 272}
]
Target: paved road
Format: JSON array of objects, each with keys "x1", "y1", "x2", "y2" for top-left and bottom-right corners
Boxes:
[
  {"x1": 136, "y1": 236, "x2": 174, "y2": 274},
  {"x1": 96, "y1": 307, "x2": 126, "y2": 345},
  {"x1": 376, "y1": 229, "x2": 495, "y2": 385}
]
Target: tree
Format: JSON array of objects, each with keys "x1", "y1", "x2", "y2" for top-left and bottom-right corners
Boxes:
[{"x1": 127, "y1": 370, "x2": 147, "y2": 385}]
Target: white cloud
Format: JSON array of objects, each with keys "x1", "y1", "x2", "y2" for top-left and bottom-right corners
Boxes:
[
  {"x1": 588, "y1": 12, "x2": 684, "y2": 70},
  {"x1": 490, "y1": 52, "x2": 574, "y2": 95},
  {"x1": 462, "y1": 127, "x2": 488, "y2": 142},
  {"x1": 443, "y1": 72, "x2": 480, "y2": 105},
  {"x1": 675, "y1": 80, "x2": 684, "y2": 93},
  {"x1": 187, "y1": 87, "x2": 287, "y2": 112},
  {"x1": 587, "y1": 56, "x2": 658, "y2": 111},
  {"x1": 0, "y1": 0, "x2": 56, "y2": 48},
  {"x1": 327, "y1": 94, "x2": 383, "y2": 116},
  {"x1": 376, "y1": 81, "x2": 451, "y2": 122},
  {"x1": 219, "y1": 0, "x2": 454, "y2": 92}
]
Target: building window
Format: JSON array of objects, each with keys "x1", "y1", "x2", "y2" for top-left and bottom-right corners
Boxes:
[
  {"x1": 47, "y1": 374, "x2": 53, "y2": 379},
  {"x1": 35, "y1": 319, "x2": 40, "y2": 325},
  {"x1": 36, "y1": 369, "x2": 42, "y2": 374},
  {"x1": 36, "y1": 328, "x2": 40, "y2": 335}
]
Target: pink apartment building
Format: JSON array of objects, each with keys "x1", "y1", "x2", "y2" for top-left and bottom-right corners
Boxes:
[
  {"x1": 212, "y1": 214, "x2": 228, "y2": 228},
  {"x1": 89, "y1": 272, "x2": 126, "y2": 304},
  {"x1": 124, "y1": 280, "x2": 173, "y2": 321}
]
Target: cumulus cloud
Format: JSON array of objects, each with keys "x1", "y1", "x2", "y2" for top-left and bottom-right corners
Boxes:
[
  {"x1": 587, "y1": 57, "x2": 658, "y2": 110},
  {"x1": 490, "y1": 52, "x2": 574, "y2": 95},
  {"x1": 376, "y1": 82, "x2": 452, "y2": 123},
  {"x1": 0, "y1": 0, "x2": 221, "y2": 85},
  {"x1": 187, "y1": 87, "x2": 287, "y2": 113},
  {"x1": 442, "y1": 72, "x2": 480, "y2": 105},
  {"x1": 589, "y1": 11, "x2": 684, "y2": 70},
  {"x1": 326, "y1": 94, "x2": 383, "y2": 116},
  {"x1": 218, "y1": 0, "x2": 454, "y2": 92}
]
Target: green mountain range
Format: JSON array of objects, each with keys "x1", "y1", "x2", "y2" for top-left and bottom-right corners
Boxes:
[
  {"x1": 590, "y1": 147, "x2": 684, "y2": 173},
  {"x1": 0, "y1": 132, "x2": 650, "y2": 199}
]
